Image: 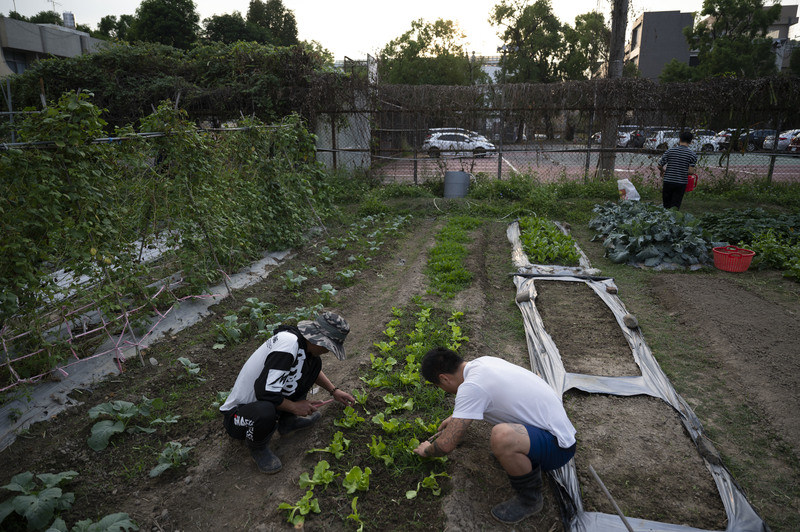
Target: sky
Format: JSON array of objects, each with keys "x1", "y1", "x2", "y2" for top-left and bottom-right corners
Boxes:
[{"x1": 4, "y1": 0, "x2": 799, "y2": 59}]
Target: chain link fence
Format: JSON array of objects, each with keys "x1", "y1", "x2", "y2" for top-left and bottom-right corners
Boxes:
[{"x1": 314, "y1": 80, "x2": 800, "y2": 186}]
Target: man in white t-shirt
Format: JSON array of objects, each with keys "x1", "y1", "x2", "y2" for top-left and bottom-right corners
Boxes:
[{"x1": 413, "y1": 347, "x2": 576, "y2": 524}]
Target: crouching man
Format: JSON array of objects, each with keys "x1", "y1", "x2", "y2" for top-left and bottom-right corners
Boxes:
[
  {"x1": 220, "y1": 311, "x2": 355, "y2": 473},
  {"x1": 413, "y1": 347, "x2": 576, "y2": 524}
]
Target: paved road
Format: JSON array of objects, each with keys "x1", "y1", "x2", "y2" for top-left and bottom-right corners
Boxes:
[{"x1": 371, "y1": 146, "x2": 800, "y2": 183}]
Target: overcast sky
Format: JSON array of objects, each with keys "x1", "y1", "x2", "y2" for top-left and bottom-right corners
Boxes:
[{"x1": 4, "y1": 0, "x2": 799, "y2": 59}]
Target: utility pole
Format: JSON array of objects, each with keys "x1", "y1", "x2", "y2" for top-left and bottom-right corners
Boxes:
[{"x1": 598, "y1": 0, "x2": 629, "y2": 179}]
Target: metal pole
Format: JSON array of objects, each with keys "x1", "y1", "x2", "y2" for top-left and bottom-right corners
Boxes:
[
  {"x1": 497, "y1": 114, "x2": 504, "y2": 180},
  {"x1": 588, "y1": 465, "x2": 636, "y2": 532}
]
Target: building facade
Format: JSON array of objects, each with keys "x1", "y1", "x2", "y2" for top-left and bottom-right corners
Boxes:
[
  {"x1": 0, "y1": 15, "x2": 106, "y2": 77},
  {"x1": 624, "y1": 11, "x2": 695, "y2": 80},
  {"x1": 624, "y1": 6, "x2": 799, "y2": 80}
]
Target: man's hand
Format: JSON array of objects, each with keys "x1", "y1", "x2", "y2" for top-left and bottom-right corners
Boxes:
[
  {"x1": 413, "y1": 417, "x2": 472, "y2": 458},
  {"x1": 332, "y1": 388, "x2": 355, "y2": 407},
  {"x1": 283, "y1": 399, "x2": 317, "y2": 417}
]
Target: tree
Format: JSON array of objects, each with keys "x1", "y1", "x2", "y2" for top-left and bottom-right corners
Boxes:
[
  {"x1": 490, "y1": 0, "x2": 564, "y2": 83},
  {"x1": 203, "y1": 12, "x2": 252, "y2": 44},
  {"x1": 97, "y1": 15, "x2": 135, "y2": 40},
  {"x1": 561, "y1": 11, "x2": 611, "y2": 80},
  {"x1": 127, "y1": 0, "x2": 200, "y2": 50},
  {"x1": 662, "y1": 0, "x2": 781, "y2": 80},
  {"x1": 28, "y1": 11, "x2": 62, "y2": 25},
  {"x1": 246, "y1": 0, "x2": 298, "y2": 46},
  {"x1": 378, "y1": 18, "x2": 488, "y2": 85}
]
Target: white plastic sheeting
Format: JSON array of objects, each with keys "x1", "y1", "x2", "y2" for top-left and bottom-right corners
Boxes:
[{"x1": 507, "y1": 221, "x2": 769, "y2": 532}]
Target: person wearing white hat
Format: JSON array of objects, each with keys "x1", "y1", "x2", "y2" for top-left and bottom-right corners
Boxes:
[{"x1": 220, "y1": 311, "x2": 354, "y2": 473}]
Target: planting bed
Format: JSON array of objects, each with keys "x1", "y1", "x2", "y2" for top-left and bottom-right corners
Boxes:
[{"x1": 0, "y1": 208, "x2": 798, "y2": 531}]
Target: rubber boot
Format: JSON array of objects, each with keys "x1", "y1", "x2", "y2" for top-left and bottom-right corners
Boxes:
[
  {"x1": 490, "y1": 467, "x2": 544, "y2": 524},
  {"x1": 278, "y1": 411, "x2": 321, "y2": 436},
  {"x1": 249, "y1": 427, "x2": 281, "y2": 474}
]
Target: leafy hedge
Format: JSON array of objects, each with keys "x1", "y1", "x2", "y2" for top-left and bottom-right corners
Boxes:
[
  {"x1": 7, "y1": 41, "x2": 352, "y2": 129},
  {"x1": 0, "y1": 91, "x2": 333, "y2": 376}
]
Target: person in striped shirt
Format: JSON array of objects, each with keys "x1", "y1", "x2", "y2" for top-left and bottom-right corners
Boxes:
[{"x1": 657, "y1": 131, "x2": 697, "y2": 210}]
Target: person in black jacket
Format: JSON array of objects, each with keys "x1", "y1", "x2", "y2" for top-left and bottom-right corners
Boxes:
[{"x1": 220, "y1": 311, "x2": 354, "y2": 473}]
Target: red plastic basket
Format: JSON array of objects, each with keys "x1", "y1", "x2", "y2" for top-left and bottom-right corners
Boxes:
[
  {"x1": 686, "y1": 173, "x2": 698, "y2": 192},
  {"x1": 712, "y1": 246, "x2": 755, "y2": 272}
]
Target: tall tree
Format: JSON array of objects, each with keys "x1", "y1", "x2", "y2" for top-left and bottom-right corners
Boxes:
[
  {"x1": 561, "y1": 11, "x2": 611, "y2": 80},
  {"x1": 97, "y1": 14, "x2": 134, "y2": 40},
  {"x1": 490, "y1": 0, "x2": 564, "y2": 83},
  {"x1": 203, "y1": 12, "x2": 252, "y2": 44},
  {"x1": 378, "y1": 18, "x2": 488, "y2": 85},
  {"x1": 246, "y1": 0, "x2": 298, "y2": 46},
  {"x1": 28, "y1": 11, "x2": 62, "y2": 25},
  {"x1": 661, "y1": 0, "x2": 781, "y2": 80},
  {"x1": 127, "y1": 0, "x2": 200, "y2": 50}
]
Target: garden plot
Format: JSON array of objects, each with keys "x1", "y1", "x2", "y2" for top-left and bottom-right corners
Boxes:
[{"x1": 507, "y1": 220, "x2": 769, "y2": 531}]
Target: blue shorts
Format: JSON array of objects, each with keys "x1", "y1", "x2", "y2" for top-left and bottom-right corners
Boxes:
[{"x1": 525, "y1": 425, "x2": 576, "y2": 471}]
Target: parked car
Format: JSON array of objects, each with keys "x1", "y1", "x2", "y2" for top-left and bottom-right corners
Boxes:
[
  {"x1": 616, "y1": 125, "x2": 641, "y2": 147},
  {"x1": 789, "y1": 133, "x2": 800, "y2": 153},
  {"x1": 422, "y1": 131, "x2": 496, "y2": 157},
  {"x1": 691, "y1": 129, "x2": 719, "y2": 152},
  {"x1": 643, "y1": 130, "x2": 680, "y2": 151},
  {"x1": 625, "y1": 126, "x2": 672, "y2": 148},
  {"x1": 715, "y1": 128, "x2": 775, "y2": 152},
  {"x1": 763, "y1": 129, "x2": 800, "y2": 151}
]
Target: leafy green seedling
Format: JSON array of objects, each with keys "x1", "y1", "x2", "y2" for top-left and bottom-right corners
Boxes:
[
  {"x1": 58, "y1": 512, "x2": 139, "y2": 532},
  {"x1": 298, "y1": 460, "x2": 336, "y2": 490},
  {"x1": 318, "y1": 246, "x2": 338, "y2": 262},
  {"x1": 406, "y1": 471, "x2": 451, "y2": 499},
  {"x1": 277, "y1": 489, "x2": 320, "y2": 527},
  {"x1": 335, "y1": 269, "x2": 358, "y2": 286},
  {"x1": 334, "y1": 406, "x2": 365, "y2": 428},
  {"x1": 282, "y1": 270, "x2": 307, "y2": 292},
  {"x1": 177, "y1": 357, "x2": 205, "y2": 382},
  {"x1": 307, "y1": 431, "x2": 350, "y2": 459},
  {"x1": 87, "y1": 399, "x2": 154, "y2": 451},
  {"x1": 383, "y1": 393, "x2": 414, "y2": 414},
  {"x1": 370, "y1": 353, "x2": 397, "y2": 372},
  {"x1": 346, "y1": 497, "x2": 364, "y2": 532},
  {"x1": 351, "y1": 388, "x2": 369, "y2": 408},
  {"x1": 367, "y1": 435, "x2": 394, "y2": 467},
  {"x1": 373, "y1": 340, "x2": 395, "y2": 355},
  {"x1": 342, "y1": 466, "x2": 372, "y2": 494},
  {"x1": 0, "y1": 470, "x2": 78, "y2": 531},
  {"x1": 214, "y1": 314, "x2": 246, "y2": 348},
  {"x1": 314, "y1": 284, "x2": 337, "y2": 305},
  {"x1": 372, "y1": 412, "x2": 408, "y2": 434},
  {"x1": 149, "y1": 442, "x2": 194, "y2": 478}
]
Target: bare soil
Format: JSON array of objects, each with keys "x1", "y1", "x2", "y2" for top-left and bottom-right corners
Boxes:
[{"x1": 1, "y1": 208, "x2": 798, "y2": 531}]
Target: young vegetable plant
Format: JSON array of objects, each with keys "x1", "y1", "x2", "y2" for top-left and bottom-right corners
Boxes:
[
  {"x1": 213, "y1": 314, "x2": 247, "y2": 349},
  {"x1": 346, "y1": 497, "x2": 365, "y2": 532},
  {"x1": 0, "y1": 470, "x2": 78, "y2": 531},
  {"x1": 87, "y1": 397, "x2": 158, "y2": 451},
  {"x1": 282, "y1": 270, "x2": 307, "y2": 293},
  {"x1": 383, "y1": 393, "x2": 414, "y2": 414},
  {"x1": 335, "y1": 268, "x2": 359, "y2": 286},
  {"x1": 406, "y1": 471, "x2": 451, "y2": 499},
  {"x1": 342, "y1": 466, "x2": 372, "y2": 494},
  {"x1": 307, "y1": 431, "x2": 350, "y2": 459},
  {"x1": 177, "y1": 357, "x2": 205, "y2": 382},
  {"x1": 334, "y1": 406, "x2": 365, "y2": 429},
  {"x1": 298, "y1": 460, "x2": 337, "y2": 490},
  {"x1": 372, "y1": 412, "x2": 409, "y2": 434},
  {"x1": 367, "y1": 435, "x2": 394, "y2": 467},
  {"x1": 277, "y1": 490, "x2": 320, "y2": 527},
  {"x1": 149, "y1": 442, "x2": 194, "y2": 478},
  {"x1": 314, "y1": 284, "x2": 337, "y2": 305}
]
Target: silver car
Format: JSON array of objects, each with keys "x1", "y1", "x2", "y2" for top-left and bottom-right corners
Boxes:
[
  {"x1": 422, "y1": 132, "x2": 496, "y2": 158},
  {"x1": 763, "y1": 129, "x2": 800, "y2": 151}
]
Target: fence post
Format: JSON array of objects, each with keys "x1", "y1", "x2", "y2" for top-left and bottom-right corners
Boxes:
[
  {"x1": 767, "y1": 117, "x2": 782, "y2": 185},
  {"x1": 497, "y1": 115, "x2": 504, "y2": 180}
]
